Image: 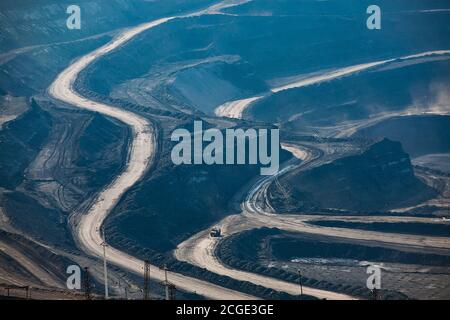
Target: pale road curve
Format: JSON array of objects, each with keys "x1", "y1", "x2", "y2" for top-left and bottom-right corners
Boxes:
[
  {"x1": 175, "y1": 146, "x2": 357, "y2": 300},
  {"x1": 214, "y1": 50, "x2": 450, "y2": 119},
  {"x1": 47, "y1": 0, "x2": 450, "y2": 299},
  {"x1": 176, "y1": 49, "x2": 450, "y2": 300},
  {"x1": 175, "y1": 143, "x2": 450, "y2": 300},
  {"x1": 241, "y1": 148, "x2": 450, "y2": 252},
  {"x1": 49, "y1": 0, "x2": 261, "y2": 300}
]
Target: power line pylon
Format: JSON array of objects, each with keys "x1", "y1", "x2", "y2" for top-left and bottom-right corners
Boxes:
[
  {"x1": 297, "y1": 269, "x2": 303, "y2": 299},
  {"x1": 371, "y1": 288, "x2": 379, "y2": 300},
  {"x1": 101, "y1": 226, "x2": 109, "y2": 300},
  {"x1": 159, "y1": 264, "x2": 176, "y2": 300},
  {"x1": 143, "y1": 260, "x2": 151, "y2": 300},
  {"x1": 83, "y1": 267, "x2": 91, "y2": 300},
  {"x1": 163, "y1": 264, "x2": 169, "y2": 300},
  {"x1": 168, "y1": 283, "x2": 176, "y2": 300}
]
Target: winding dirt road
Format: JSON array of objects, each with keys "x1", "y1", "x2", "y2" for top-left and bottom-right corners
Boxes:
[
  {"x1": 214, "y1": 50, "x2": 450, "y2": 119},
  {"x1": 175, "y1": 141, "x2": 450, "y2": 300},
  {"x1": 47, "y1": 0, "x2": 450, "y2": 300},
  {"x1": 175, "y1": 144, "x2": 357, "y2": 300},
  {"x1": 48, "y1": 0, "x2": 260, "y2": 300},
  {"x1": 176, "y1": 50, "x2": 450, "y2": 300}
]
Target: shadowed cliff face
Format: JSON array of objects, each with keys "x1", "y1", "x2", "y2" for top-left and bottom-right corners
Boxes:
[
  {"x1": 0, "y1": 101, "x2": 52, "y2": 189},
  {"x1": 277, "y1": 139, "x2": 437, "y2": 212}
]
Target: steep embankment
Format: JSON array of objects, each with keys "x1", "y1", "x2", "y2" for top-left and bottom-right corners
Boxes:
[
  {"x1": 0, "y1": 101, "x2": 52, "y2": 189},
  {"x1": 0, "y1": 230, "x2": 74, "y2": 289},
  {"x1": 274, "y1": 139, "x2": 437, "y2": 212}
]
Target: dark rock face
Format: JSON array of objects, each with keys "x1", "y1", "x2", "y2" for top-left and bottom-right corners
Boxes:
[
  {"x1": 0, "y1": 100, "x2": 51, "y2": 189},
  {"x1": 284, "y1": 139, "x2": 437, "y2": 212}
]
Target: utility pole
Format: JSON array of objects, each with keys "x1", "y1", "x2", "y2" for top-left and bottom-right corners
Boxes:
[
  {"x1": 168, "y1": 284, "x2": 176, "y2": 300},
  {"x1": 298, "y1": 269, "x2": 303, "y2": 299},
  {"x1": 83, "y1": 267, "x2": 91, "y2": 300},
  {"x1": 163, "y1": 264, "x2": 169, "y2": 300},
  {"x1": 371, "y1": 288, "x2": 379, "y2": 300},
  {"x1": 143, "y1": 260, "x2": 151, "y2": 300},
  {"x1": 160, "y1": 264, "x2": 174, "y2": 300},
  {"x1": 447, "y1": 203, "x2": 449, "y2": 218},
  {"x1": 101, "y1": 226, "x2": 109, "y2": 300}
]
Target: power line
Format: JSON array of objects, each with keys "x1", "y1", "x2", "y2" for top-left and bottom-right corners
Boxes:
[
  {"x1": 143, "y1": 260, "x2": 151, "y2": 300},
  {"x1": 83, "y1": 267, "x2": 91, "y2": 300},
  {"x1": 101, "y1": 226, "x2": 109, "y2": 300},
  {"x1": 159, "y1": 264, "x2": 176, "y2": 300},
  {"x1": 298, "y1": 269, "x2": 303, "y2": 299}
]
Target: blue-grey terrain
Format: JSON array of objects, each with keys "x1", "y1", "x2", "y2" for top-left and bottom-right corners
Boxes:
[{"x1": 0, "y1": 0, "x2": 449, "y2": 300}]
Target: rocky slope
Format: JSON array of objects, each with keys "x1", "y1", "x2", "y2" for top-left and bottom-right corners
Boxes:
[{"x1": 272, "y1": 139, "x2": 437, "y2": 212}]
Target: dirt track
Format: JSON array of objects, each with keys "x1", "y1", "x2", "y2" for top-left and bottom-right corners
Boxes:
[
  {"x1": 214, "y1": 50, "x2": 450, "y2": 120},
  {"x1": 48, "y1": 0, "x2": 259, "y2": 300},
  {"x1": 177, "y1": 51, "x2": 450, "y2": 299},
  {"x1": 47, "y1": 0, "x2": 450, "y2": 300}
]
